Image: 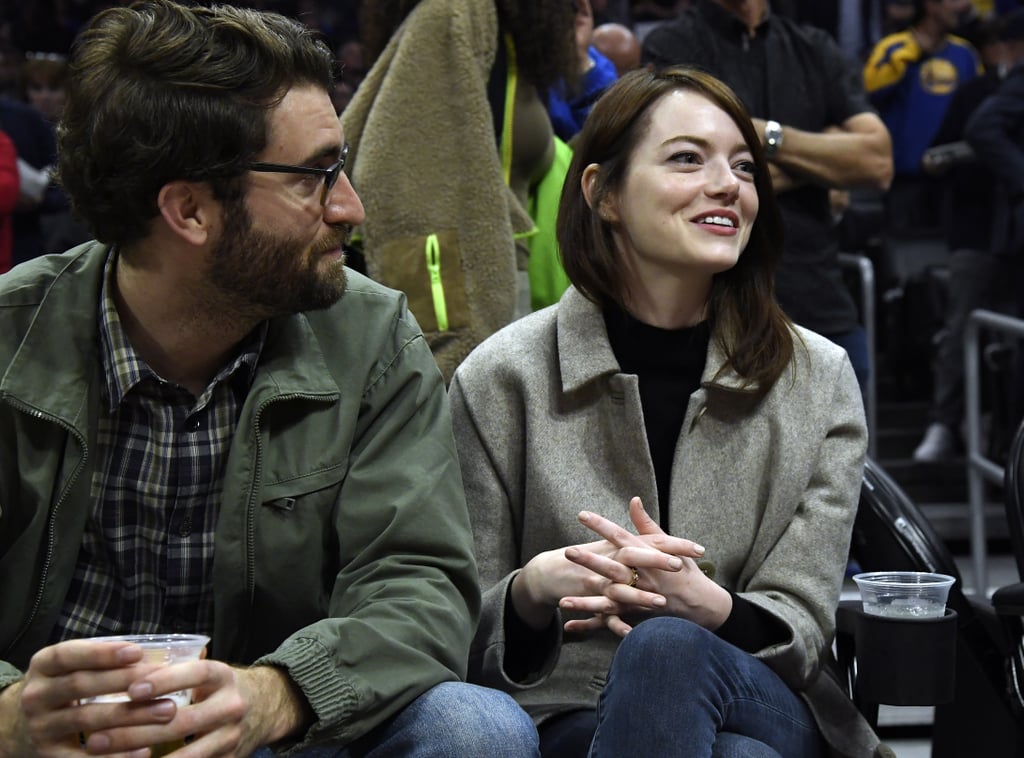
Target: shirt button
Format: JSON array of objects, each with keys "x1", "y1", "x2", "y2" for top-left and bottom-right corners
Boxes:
[{"x1": 178, "y1": 515, "x2": 192, "y2": 537}]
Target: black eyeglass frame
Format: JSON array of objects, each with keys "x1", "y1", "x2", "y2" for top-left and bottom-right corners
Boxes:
[{"x1": 246, "y1": 142, "x2": 349, "y2": 206}]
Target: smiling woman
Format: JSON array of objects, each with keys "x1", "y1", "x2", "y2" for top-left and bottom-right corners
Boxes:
[{"x1": 450, "y1": 67, "x2": 878, "y2": 758}]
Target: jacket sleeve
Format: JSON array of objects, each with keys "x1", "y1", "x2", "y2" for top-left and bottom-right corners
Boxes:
[
  {"x1": 863, "y1": 34, "x2": 922, "y2": 103},
  {"x1": 448, "y1": 367, "x2": 561, "y2": 692},
  {"x1": 738, "y1": 350, "x2": 867, "y2": 689},
  {"x1": 965, "y1": 69, "x2": 1024, "y2": 199},
  {"x1": 256, "y1": 329, "x2": 481, "y2": 751}
]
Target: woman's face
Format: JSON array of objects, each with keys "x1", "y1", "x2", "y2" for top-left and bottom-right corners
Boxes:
[{"x1": 600, "y1": 89, "x2": 758, "y2": 287}]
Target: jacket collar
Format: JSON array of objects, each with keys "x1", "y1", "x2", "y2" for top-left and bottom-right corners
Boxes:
[
  {"x1": 2, "y1": 242, "x2": 340, "y2": 432},
  {"x1": 3, "y1": 243, "x2": 107, "y2": 429},
  {"x1": 555, "y1": 286, "x2": 761, "y2": 395}
]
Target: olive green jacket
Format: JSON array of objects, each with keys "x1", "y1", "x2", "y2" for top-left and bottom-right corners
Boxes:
[{"x1": 0, "y1": 242, "x2": 479, "y2": 751}]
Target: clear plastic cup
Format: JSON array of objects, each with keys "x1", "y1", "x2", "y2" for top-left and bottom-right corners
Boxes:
[
  {"x1": 77, "y1": 634, "x2": 210, "y2": 757},
  {"x1": 852, "y1": 571, "x2": 956, "y2": 619}
]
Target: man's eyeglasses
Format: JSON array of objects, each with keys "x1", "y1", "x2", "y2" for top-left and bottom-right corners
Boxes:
[{"x1": 246, "y1": 142, "x2": 349, "y2": 206}]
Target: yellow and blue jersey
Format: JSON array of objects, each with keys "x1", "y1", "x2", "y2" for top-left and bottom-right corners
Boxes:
[{"x1": 864, "y1": 31, "x2": 983, "y2": 174}]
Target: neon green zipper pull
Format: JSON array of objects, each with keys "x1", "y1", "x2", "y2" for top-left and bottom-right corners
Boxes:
[{"x1": 425, "y1": 234, "x2": 448, "y2": 331}]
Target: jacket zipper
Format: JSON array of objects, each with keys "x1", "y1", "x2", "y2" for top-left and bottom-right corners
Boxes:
[
  {"x1": 424, "y1": 234, "x2": 449, "y2": 331},
  {"x1": 239, "y1": 392, "x2": 335, "y2": 654},
  {"x1": 4, "y1": 400, "x2": 87, "y2": 653}
]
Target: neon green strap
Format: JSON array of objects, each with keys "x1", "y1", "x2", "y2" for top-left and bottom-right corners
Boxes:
[
  {"x1": 425, "y1": 233, "x2": 448, "y2": 331},
  {"x1": 500, "y1": 33, "x2": 517, "y2": 187}
]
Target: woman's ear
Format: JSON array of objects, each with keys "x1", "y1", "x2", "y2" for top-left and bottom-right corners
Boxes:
[
  {"x1": 582, "y1": 163, "x2": 618, "y2": 222},
  {"x1": 156, "y1": 180, "x2": 216, "y2": 247}
]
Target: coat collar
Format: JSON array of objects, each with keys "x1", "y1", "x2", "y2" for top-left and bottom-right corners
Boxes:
[{"x1": 555, "y1": 286, "x2": 761, "y2": 395}]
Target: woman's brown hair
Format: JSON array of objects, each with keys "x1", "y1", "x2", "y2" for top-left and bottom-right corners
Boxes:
[{"x1": 557, "y1": 65, "x2": 795, "y2": 393}]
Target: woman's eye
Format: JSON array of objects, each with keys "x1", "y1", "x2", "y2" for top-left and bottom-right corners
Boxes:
[
  {"x1": 734, "y1": 160, "x2": 756, "y2": 176},
  {"x1": 670, "y1": 151, "x2": 700, "y2": 165}
]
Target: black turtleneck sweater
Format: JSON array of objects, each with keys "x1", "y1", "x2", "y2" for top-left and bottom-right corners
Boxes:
[
  {"x1": 603, "y1": 306, "x2": 789, "y2": 654},
  {"x1": 604, "y1": 306, "x2": 709, "y2": 523}
]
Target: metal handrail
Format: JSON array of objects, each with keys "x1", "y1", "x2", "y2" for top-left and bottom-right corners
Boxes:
[
  {"x1": 838, "y1": 253, "x2": 877, "y2": 459},
  {"x1": 964, "y1": 309, "x2": 1024, "y2": 596}
]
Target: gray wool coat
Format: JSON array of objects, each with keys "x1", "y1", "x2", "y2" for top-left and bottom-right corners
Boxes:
[{"x1": 450, "y1": 286, "x2": 890, "y2": 757}]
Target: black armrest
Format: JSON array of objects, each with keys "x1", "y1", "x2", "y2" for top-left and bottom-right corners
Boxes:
[{"x1": 992, "y1": 582, "x2": 1024, "y2": 616}]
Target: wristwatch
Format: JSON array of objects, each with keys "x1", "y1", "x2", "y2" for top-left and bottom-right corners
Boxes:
[{"x1": 764, "y1": 120, "x2": 783, "y2": 158}]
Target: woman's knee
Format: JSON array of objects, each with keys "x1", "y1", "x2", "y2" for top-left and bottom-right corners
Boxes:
[{"x1": 612, "y1": 617, "x2": 714, "y2": 674}]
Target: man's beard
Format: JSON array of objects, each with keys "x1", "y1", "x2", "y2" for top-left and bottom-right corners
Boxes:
[{"x1": 206, "y1": 201, "x2": 349, "y2": 320}]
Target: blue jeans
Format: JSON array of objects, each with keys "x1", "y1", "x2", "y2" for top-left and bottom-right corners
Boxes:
[
  {"x1": 588, "y1": 618, "x2": 823, "y2": 758},
  {"x1": 250, "y1": 681, "x2": 539, "y2": 757}
]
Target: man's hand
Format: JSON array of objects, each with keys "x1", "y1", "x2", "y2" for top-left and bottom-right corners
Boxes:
[
  {"x1": 89, "y1": 663, "x2": 312, "y2": 757},
  {"x1": 0, "y1": 639, "x2": 311, "y2": 757},
  {"x1": 0, "y1": 638, "x2": 166, "y2": 756}
]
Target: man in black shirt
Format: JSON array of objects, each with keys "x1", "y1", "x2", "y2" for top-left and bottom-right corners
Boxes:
[{"x1": 642, "y1": 0, "x2": 894, "y2": 391}]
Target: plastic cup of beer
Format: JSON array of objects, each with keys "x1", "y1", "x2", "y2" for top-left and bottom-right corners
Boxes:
[
  {"x1": 78, "y1": 633, "x2": 210, "y2": 757},
  {"x1": 852, "y1": 571, "x2": 956, "y2": 619}
]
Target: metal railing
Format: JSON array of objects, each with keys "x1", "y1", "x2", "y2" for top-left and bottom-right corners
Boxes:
[
  {"x1": 838, "y1": 253, "x2": 877, "y2": 459},
  {"x1": 964, "y1": 309, "x2": 1024, "y2": 596}
]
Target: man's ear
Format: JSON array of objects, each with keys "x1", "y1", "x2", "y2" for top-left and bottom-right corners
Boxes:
[
  {"x1": 582, "y1": 163, "x2": 618, "y2": 222},
  {"x1": 157, "y1": 180, "x2": 217, "y2": 246}
]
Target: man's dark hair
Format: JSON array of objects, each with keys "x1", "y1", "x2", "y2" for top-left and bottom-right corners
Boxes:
[{"x1": 57, "y1": 0, "x2": 335, "y2": 247}]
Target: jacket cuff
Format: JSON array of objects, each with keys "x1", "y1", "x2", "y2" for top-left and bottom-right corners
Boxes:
[{"x1": 254, "y1": 636, "x2": 360, "y2": 753}]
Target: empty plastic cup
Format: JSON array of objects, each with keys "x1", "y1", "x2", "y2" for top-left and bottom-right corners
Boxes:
[{"x1": 852, "y1": 571, "x2": 956, "y2": 619}]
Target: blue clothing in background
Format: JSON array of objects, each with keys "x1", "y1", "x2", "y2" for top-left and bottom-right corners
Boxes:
[
  {"x1": 864, "y1": 31, "x2": 982, "y2": 175},
  {"x1": 546, "y1": 46, "x2": 617, "y2": 141}
]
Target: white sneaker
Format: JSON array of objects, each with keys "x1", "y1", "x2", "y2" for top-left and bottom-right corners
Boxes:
[{"x1": 913, "y1": 422, "x2": 957, "y2": 463}]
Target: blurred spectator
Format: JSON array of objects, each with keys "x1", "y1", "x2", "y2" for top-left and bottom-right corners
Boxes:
[
  {"x1": 966, "y1": 9, "x2": 1024, "y2": 275},
  {"x1": 18, "y1": 52, "x2": 90, "y2": 253},
  {"x1": 864, "y1": 0, "x2": 983, "y2": 233},
  {"x1": 0, "y1": 129, "x2": 17, "y2": 274},
  {"x1": 0, "y1": 94, "x2": 58, "y2": 265},
  {"x1": 883, "y1": 0, "x2": 918, "y2": 34},
  {"x1": 547, "y1": 0, "x2": 620, "y2": 142},
  {"x1": 591, "y1": 22, "x2": 642, "y2": 74},
  {"x1": 20, "y1": 53, "x2": 67, "y2": 124},
  {"x1": 913, "y1": 15, "x2": 1018, "y2": 462},
  {"x1": 331, "y1": 37, "x2": 366, "y2": 114}
]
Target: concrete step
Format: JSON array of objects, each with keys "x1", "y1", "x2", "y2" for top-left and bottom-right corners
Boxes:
[{"x1": 873, "y1": 457, "x2": 970, "y2": 505}]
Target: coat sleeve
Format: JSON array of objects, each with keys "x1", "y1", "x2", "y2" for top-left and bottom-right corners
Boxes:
[
  {"x1": 737, "y1": 350, "x2": 867, "y2": 689},
  {"x1": 256, "y1": 329, "x2": 481, "y2": 750},
  {"x1": 448, "y1": 364, "x2": 561, "y2": 692}
]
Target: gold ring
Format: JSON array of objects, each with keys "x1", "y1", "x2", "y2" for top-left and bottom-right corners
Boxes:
[{"x1": 627, "y1": 567, "x2": 639, "y2": 588}]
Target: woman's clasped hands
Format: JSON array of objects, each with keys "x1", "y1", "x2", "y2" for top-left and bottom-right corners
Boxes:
[{"x1": 511, "y1": 496, "x2": 733, "y2": 638}]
